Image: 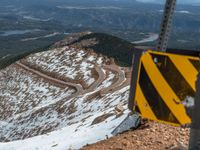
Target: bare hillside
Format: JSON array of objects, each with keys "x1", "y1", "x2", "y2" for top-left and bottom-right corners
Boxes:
[{"x1": 0, "y1": 32, "x2": 132, "y2": 150}]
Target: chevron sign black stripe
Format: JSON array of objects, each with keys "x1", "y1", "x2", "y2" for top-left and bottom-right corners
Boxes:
[{"x1": 131, "y1": 50, "x2": 200, "y2": 126}]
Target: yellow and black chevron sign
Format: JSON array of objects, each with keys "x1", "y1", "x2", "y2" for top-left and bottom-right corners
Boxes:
[{"x1": 132, "y1": 50, "x2": 200, "y2": 126}]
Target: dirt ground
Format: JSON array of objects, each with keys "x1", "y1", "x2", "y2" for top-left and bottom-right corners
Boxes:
[{"x1": 82, "y1": 121, "x2": 190, "y2": 150}]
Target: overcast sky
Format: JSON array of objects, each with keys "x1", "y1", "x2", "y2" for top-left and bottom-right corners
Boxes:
[{"x1": 136, "y1": 0, "x2": 200, "y2": 4}]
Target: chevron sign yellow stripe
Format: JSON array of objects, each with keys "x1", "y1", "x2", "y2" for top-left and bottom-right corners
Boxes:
[{"x1": 132, "y1": 50, "x2": 200, "y2": 126}]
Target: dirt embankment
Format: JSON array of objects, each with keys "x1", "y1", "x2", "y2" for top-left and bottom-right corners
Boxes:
[{"x1": 82, "y1": 121, "x2": 189, "y2": 150}]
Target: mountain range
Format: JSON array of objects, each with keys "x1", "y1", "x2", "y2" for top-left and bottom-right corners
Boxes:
[{"x1": 0, "y1": 0, "x2": 200, "y2": 59}]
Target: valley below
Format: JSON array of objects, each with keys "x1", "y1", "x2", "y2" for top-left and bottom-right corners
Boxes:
[{"x1": 1, "y1": 0, "x2": 200, "y2": 58}]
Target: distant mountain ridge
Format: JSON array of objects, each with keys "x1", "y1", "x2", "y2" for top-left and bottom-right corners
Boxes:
[{"x1": 0, "y1": 0, "x2": 200, "y2": 57}]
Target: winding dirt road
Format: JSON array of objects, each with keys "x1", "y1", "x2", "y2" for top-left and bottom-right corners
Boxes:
[
  {"x1": 16, "y1": 62, "x2": 128, "y2": 96},
  {"x1": 14, "y1": 61, "x2": 130, "y2": 121},
  {"x1": 16, "y1": 62, "x2": 83, "y2": 93},
  {"x1": 86, "y1": 66, "x2": 106, "y2": 93},
  {"x1": 100, "y1": 65, "x2": 126, "y2": 95}
]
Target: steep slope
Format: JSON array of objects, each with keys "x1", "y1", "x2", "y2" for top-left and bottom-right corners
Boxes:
[
  {"x1": 0, "y1": 32, "x2": 133, "y2": 150},
  {"x1": 52, "y1": 32, "x2": 135, "y2": 66},
  {"x1": 82, "y1": 121, "x2": 190, "y2": 150}
]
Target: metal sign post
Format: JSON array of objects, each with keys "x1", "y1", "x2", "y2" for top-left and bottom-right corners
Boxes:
[
  {"x1": 189, "y1": 73, "x2": 200, "y2": 150},
  {"x1": 128, "y1": 49, "x2": 143, "y2": 110},
  {"x1": 156, "y1": 0, "x2": 177, "y2": 52}
]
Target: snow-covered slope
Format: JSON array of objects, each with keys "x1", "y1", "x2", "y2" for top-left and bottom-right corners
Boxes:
[{"x1": 0, "y1": 33, "x2": 131, "y2": 150}]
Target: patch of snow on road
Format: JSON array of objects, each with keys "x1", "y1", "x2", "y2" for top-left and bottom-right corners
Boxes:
[{"x1": 97, "y1": 71, "x2": 115, "y2": 90}]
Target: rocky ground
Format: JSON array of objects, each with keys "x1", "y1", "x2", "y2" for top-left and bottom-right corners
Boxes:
[{"x1": 82, "y1": 120, "x2": 190, "y2": 150}]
